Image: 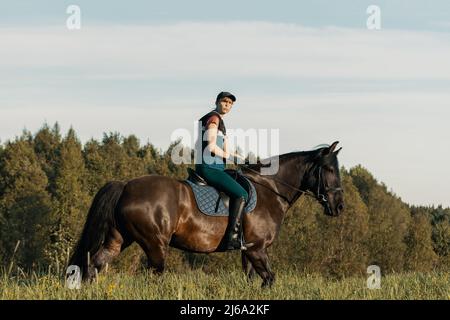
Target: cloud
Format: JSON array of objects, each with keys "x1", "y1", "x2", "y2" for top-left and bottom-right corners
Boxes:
[{"x1": 1, "y1": 22, "x2": 450, "y2": 81}]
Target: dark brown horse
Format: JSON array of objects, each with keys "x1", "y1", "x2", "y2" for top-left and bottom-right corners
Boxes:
[{"x1": 69, "y1": 141, "x2": 344, "y2": 287}]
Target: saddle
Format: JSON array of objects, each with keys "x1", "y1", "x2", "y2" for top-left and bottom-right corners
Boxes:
[{"x1": 183, "y1": 167, "x2": 257, "y2": 216}]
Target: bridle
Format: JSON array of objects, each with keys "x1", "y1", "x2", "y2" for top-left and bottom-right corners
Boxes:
[
  {"x1": 315, "y1": 166, "x2": 344, "y2": 213},
  {"x1": 240, "y1": 162, "x2": 343, "y2": 210}
]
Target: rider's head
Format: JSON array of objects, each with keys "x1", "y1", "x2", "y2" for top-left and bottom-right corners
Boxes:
[{"x1": 215, "y1": 91, "x2": 236, "y2": 115}]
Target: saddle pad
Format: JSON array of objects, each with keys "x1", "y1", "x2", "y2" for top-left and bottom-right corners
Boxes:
[{"x1": 184, "y1": 178, "x2": 257, "y2": 216}]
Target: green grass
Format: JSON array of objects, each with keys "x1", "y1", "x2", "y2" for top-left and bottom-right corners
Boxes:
[{"x1": 1, "y1": 268, "x2": 449, "y2": 300}]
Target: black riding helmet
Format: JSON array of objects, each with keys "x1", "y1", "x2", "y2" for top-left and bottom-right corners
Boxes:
[{"x1": 216, "y1": 91, "x2": 236, "y2": 103}]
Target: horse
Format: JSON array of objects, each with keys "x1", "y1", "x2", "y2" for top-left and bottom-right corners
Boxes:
[{"x1": 69, "y1": 141, "x2": 344, "y2": 287}]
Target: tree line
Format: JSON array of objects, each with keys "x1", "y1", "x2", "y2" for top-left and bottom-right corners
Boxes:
[{"x1": 0, "y1": 123, "x2": 449, "y2": 277}]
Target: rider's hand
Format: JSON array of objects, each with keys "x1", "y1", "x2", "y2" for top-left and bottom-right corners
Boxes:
[{"x1": 233, "y1": 153, "x2": 247, "y2": 164}]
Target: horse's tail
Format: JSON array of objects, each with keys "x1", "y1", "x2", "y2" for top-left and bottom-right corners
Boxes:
[{"x1": 68, "y1": 181, "x2": 125, "y2": 277}]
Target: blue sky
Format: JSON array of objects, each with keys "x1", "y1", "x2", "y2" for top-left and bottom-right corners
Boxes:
[
  {"x1": 1, "y1": 1, "x2": 449, "y2": 207},
  {"x1": 1, "y1": 0, "x2": 450, "y2": 30}
]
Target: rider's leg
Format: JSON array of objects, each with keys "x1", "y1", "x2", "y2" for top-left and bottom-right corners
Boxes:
[
  {"x1": 195, "y1": 166, "x2": 249, "y2": 249},
  {"x1": 224, "y1": 195, "x2": 246, "y2": 249}
]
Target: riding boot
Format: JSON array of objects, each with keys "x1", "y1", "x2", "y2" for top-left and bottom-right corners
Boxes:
[{"x1": 224, "y1": 196, "x2": 246, "y2": 250}]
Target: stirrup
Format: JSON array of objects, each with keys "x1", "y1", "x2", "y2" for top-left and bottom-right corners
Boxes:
[
  {"x1": 238, "y1": 237, "x2": 255, "y2": 251},
  {"x1": 227, "y1": 233, "x2": 253, "y2": 251}
]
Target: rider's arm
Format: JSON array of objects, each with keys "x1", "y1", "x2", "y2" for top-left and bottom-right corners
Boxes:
[{"x1": 206, "y1": 118, "x2": 230, "y2": 159}]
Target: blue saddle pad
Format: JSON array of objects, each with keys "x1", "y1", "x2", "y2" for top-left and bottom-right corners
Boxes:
[{"x1": 184, "y1": 177, "x2": 257, "y2": 216}]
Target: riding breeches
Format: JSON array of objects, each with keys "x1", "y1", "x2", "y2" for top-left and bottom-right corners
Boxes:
[{"x1": 195, "y1": 165, "x2": 249, "y2": 202}]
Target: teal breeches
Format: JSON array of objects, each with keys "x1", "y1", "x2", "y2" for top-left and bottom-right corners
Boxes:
[{"x1": 195, "y1": 165, "x2": 249, "y2": 202}]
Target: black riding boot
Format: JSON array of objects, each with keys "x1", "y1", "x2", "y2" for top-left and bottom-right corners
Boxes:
[{"x1": 224, "y1": 196, "x2": 246, "y2": 250}]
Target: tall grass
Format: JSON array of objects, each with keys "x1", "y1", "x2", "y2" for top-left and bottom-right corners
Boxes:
[{"x1": 1, "y1": 267, "x2": 449, "y2": 300}]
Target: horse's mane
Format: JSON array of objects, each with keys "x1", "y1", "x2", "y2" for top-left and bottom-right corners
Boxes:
[
  {"x1": 311, "y1": 144, "x2": 330, "y2": 150},
  {"x1": 244, "y1": 149, "x2": 320, "y2": 170},
  {"x1": 243, "y1": 144, "x2": 335, "y2": 170}
]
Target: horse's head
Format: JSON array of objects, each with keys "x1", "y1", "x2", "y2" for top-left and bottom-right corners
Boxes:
[{"x1": 307, "y1": 141, "x2": 344, "y2": 217}]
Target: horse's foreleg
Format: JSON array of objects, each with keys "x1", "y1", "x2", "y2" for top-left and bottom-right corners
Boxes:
[
  {"x1": 244, "y1": 249, "x2": 275, "y2": 288},
  {"x1": 241, "y1": 252, "x2": 256, "y2": 281}
]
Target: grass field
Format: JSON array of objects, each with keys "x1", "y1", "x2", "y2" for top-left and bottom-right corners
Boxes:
[{"x1": 1, "y1": 268, "x2": 449, "y2": 300}]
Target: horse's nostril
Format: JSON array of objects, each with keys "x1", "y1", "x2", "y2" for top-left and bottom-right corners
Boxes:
[{"x1": 337, "y1": 203, "x2": 344, "y2": 212}]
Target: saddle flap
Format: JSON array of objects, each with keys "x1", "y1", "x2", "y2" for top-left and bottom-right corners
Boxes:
[
  {"x1": 187, "y1": 167, "x2": 207, "y2": 185},
  {"x1": 216, "y1": 192, "x2": 230, "y2": 212}
]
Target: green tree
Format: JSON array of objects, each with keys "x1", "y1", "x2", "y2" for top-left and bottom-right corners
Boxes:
[
  {"x1": 349, "y1": 166, "x2": 411, "y2": 273},
  {"x1": 0, "y1": 137, "x2": 52, "y2": 269},
  {"x1": 101, "y1": 132, "x2": 145, "y2": 180},
  {"x1": 33, "y1": 123, "x2": 62, "y2": 197},
  {"x1": 431, "y1": 218, "x2": 450, "y2": 269},
  {"x1": 45, "y1": 127, "x2": 91, "y2": 268},
  {"x1": 83, "y1": 138, "x2": 107, "y2": 195},
  {"x1": 405, "y1": 209, "x2": 437, "y2": 271},
  {"x1": 165, "y1": 138, "x2": 190, "y2": 179},
  {"x1": 313, "y1": 169, "x2": 370, "y2": 277},
  {"x1": 123, "y1": 135, "x2": 140, "y2": 157}
]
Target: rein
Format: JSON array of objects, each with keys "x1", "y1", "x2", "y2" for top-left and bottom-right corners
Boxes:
[
  {"x1": 239, "y1": 164, "x2": 317, "y2": 206},
  {"x1": 240, "y1": 163, "x2": 343, "y2": 208}
]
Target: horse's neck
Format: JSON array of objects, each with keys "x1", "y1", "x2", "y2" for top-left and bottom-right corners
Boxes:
[
  {"x1": 279, "y1": 155, "x2": 311, "y2": 211},
  {"x1": 255, "y1": 152, "x2": 313, "y2": 214}
]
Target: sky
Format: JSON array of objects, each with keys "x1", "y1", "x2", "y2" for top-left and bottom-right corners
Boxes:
[{"x1": 0, "y1": 1, "x2": 449, "y2": 207}]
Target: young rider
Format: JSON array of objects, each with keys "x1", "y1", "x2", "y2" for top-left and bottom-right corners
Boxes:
[{"x1": 195, "y1": 91, "x2": 249, "y2": 250}]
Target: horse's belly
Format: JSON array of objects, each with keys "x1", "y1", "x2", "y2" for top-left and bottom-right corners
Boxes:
[{"x1": 170, "y1": 217, "x2": 227, "y2": 253}]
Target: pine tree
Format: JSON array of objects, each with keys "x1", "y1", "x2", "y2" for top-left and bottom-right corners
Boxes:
[
  {"x1": 0, "y1": 136, "x2": 52, "y2": 269},
  {"x1": 431, "y1": 217, "x2": 450, "y2": 269},
  {"x1": 138, "y1": 142, "x2": 160, "y2": 174},
  {"x1": 83, "y1": 138, "x2": 107, "y2": 195},
  {"x1": 45, "y1": 127, "x2": 91, "y2": 268},
  {"x1": 94, "y1": 132, "x2": 144, "y2": 181},
  {"x1": 121, "y1": 135, "x2": 146, "y2": 179},
  {"x1": 123, "y1": 135, "x2": 140, "y2": 157},
  {"x1": 33, "y1": 122, "x2": 62, "y2": 197}
]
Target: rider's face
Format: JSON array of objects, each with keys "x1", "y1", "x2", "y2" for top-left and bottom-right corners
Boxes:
[{"x1": 216, "y1": 97, "x2": 234, "y2": 115}]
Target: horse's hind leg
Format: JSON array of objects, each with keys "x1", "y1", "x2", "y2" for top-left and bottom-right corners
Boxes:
[
  {"x1": 244, "y1": 249, "x2": 275, "y2": 288},
  {"x1": 137, "y1": 238, "x2": 168, "y2": 274},
  {"x1": 242, "y1": 252, "x2": 256, "y2": 281},
  {"x1": 91, "y1": 228, "x2": 131, "y2": 275}
]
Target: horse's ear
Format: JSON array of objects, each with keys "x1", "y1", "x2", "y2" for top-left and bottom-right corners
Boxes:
[
  {"x1": 319, "y1": 141, "x2": 339, "y2": 157},
  {"x1": 315, "y1": 141, "x2": 339, "y2": 162},
  {"x1": 334, "y1": 147, "x2": 342, "y2": 156},
  {"x1": 329, "y1": 141, "x2": 339, "y2": 153}
]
